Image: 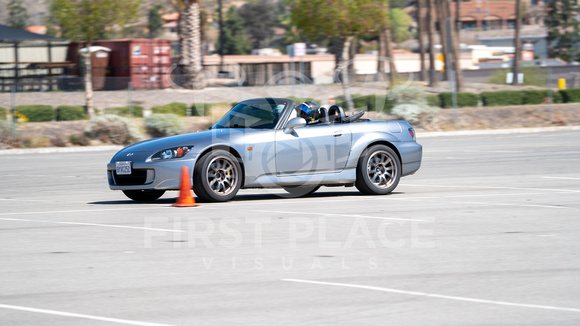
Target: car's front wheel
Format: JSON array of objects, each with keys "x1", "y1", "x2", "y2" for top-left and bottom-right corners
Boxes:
[
  {"x1": 355, "y1": 145, "x2": 401, "y2": 195},
  {"x1": 122, "y1": 189, "x2": 166, "y2": 202},
  {"x1": 193, "y1": 150, "x2": 242, "y2": 202}
]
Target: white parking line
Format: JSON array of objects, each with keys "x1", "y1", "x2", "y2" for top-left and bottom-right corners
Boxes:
[
  {"x1": 0, "y1": 217, "x2": 184, "y2": 233},
  {"x1": 0, "y1": 198, "x2": 59, "y2": 203},
  {"x1": 0, "y1": 303, "x2": 173, "y2": 326},
  {"x1": 282, "y1": 279, "x2": 580, "y2": 313},
  {"x1": 404, "y1": 184, "x2": 580, "y2": 193},
  {"x1": 0, "y1": 207, "x2": 170, "y2": 217},
  {"x1": 383, "y1": 197, "x2": 572, "y2": 210},
  {"x1": 448, "y1": 200, "x2": 572, "y2": 210},
  {"x1": 380, "y1": 192, "x2": 547, "y2": 200},
  {"x1": 254, "y1": 210, "x2": 424, "y2": 222},
  {"x1": 542, "y1": 177, "x2": 580, "y2": 180},
  {"x1": 0, "y1": 174, "x2": 104, "y2": 179}
]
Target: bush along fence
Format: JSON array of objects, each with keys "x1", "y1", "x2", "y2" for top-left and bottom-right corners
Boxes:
[
  {"x1": 330, "y1": 89, "x2": 573, "y2": 111},
  {"x1": 0, "y1": 102, "x2": 230, "y2": 122},
  {"x1": 1, "y1": 88, "x2": 580, "y2": 122}
]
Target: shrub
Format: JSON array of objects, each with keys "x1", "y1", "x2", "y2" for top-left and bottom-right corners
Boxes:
[
  {"x1": 56, "y1": 105, "x2": 88, "y2": 121},
  {"x1": 391, "y1": 103, "x2": 438, "y2": 125},
  {"x1": 334, "y1": 94, "x2": 372, "y2": 111},
  {"x1": 352, "y1": 95, "x2": 370, "y2": 110},
  {"x1": 426, "y1": 95, "x2": 441, "y2": 108},
  {"x1": 70, "y1": 134, "x2": 91, "y2": 146},
  {"x1": 559, "y1": 88, "x2": 580, "y2": 103},
  {"x1": 481, "y1": 90, "x2": 523, "y2": 106},
  {"x1": 439, "y1": 92, "x2": 479, "y2": 108},
  {"x1": 387, "y1": 86, "x2": 439, "y2": 126},
  {"x1": 104, "y1": 106, "x2": 144, "y2": 117},
  {"x1": 387, "y1": 86, "x2": 429, "y2": 106},
  {"x1": 13, "y1": 105, "x2": 55, "y2": 122},
  {"x1": 0, "y1": 120, "x2": 15, "y2": 141},
  {"x1": 334, "y1": 95, "x2": 350, "y2": 109},
  {"x1": 145, "y1": 114, "x2": 185, "y2": 138},
  {"x1": 208, "y1": 103, "x2": 235, "y2": 125},
  {"x1": 84, "y1": 115, "x2": 144, "y2": 145},
  {"x1": 368, "y1": 94, "x2": 394, "y2": 112},
  {"x1": 191, "y1": 103, "x2": 212, "y2": 116},
  {"x1": 152, "y1": 102, "x2": 188, "y2": 116},
  {"x1": 0, "y1": 107, "x2": 7, "y2": 120},
  {"x1": 521, "y1": 90, "x2": 563, "y2": 105},
  {"x1": 553, "y1": 91, "x2": 564, "y2": 104}
]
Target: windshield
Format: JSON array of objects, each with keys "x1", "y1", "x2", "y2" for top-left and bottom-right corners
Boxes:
[{"x1": 212, "y1": 98, "x2": 290, "y2": 129}]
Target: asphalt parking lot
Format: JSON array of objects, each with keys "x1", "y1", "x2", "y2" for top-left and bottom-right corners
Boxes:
[{"x1": 0, "y1": 128, "x2": 579, "y2": 325}]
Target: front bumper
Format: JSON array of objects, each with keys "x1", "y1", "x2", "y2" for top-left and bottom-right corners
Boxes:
[{"x1": 107, "y1": 157, "x2": 198, "y2": 191}]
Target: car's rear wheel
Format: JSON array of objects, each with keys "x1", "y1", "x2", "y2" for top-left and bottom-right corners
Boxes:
[
  {"x1": 122, "y1": 189, "x2": 166, "y2": 202},
  {"x1": 355, "y1": 145, "x2": 401, "y2": 195},
  {"x1": 193, "y1": 150, "x2": 242, "y2": 202},
  {"x1": 282, "y1": 185, "x2": 320, "y2": 197}
]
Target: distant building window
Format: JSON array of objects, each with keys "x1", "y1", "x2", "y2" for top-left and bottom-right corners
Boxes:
[{"x1": 461, "y1": 21, "x2": 477, "y2": 31}]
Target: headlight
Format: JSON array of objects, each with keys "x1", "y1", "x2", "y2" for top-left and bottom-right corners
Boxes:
[{"x1": 151, "y1": 146, "x2": 193, "y2": 161}]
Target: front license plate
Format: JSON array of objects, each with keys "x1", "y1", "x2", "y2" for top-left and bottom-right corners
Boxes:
[{"x1": 116, "y1": 161, "x2": 132, "y2": 175}]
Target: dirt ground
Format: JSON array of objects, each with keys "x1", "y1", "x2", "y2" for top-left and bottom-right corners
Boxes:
[
  {"x1": 1, "y1": 82, "x2": 579, "y2": 149},
  {"x1": 2, "y1": 102, "x2": 578, "y2": 150}
]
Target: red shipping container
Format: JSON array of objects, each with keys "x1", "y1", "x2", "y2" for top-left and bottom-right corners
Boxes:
[{"x1": 68, "y1": 39, "x2": 172, "y2": 90}]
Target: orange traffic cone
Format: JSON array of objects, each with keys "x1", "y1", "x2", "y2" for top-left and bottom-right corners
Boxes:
[{"x1": 172, "y1": 166, "x2": 200, "y2": 207}]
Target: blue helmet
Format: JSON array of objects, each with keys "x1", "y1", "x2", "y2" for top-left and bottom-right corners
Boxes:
[{"x1": 296, "y1": 101, "x2": 320, "y2": 118}]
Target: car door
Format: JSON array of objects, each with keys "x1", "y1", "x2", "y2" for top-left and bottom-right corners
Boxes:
[{"x1": 275, "y1": 123, "x2": 352, "y2": 175}]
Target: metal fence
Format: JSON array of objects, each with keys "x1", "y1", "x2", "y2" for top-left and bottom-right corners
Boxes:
[{"x1": 0, "y1": 61, "x2": 314, "y2": 92}]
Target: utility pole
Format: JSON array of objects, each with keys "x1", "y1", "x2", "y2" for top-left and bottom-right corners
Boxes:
[
  {"x1": 218, "y1": 0, "x2": 225, "y2": 72},
  {"x1": 512, "y1": 0, "x2": 522, "y2": 85}
]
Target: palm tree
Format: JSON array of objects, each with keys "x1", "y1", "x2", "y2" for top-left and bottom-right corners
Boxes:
[{"x1": 172, "y1": 0, "x2": 204, "y2": 89}]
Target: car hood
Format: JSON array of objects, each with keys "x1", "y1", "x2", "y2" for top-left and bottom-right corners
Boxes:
[{"x1": 113, "y1": 128, "x2": 248, "y2": 157}]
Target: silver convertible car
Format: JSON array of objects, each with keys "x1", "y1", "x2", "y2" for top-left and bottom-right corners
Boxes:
[{"x1": 107, "y1": 98, "x2": 422, "y2": 202}]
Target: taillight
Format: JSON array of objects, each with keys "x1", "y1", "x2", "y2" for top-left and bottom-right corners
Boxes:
[{"x1": 408, "y1": 128, "x2": 415, "y2": 140}]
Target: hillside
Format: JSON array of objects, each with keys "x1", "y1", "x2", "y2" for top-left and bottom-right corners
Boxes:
[{"x1": 0, "y1": 0, "x2": 281, "y2": 27}]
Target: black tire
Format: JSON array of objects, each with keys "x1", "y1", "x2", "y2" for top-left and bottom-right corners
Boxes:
[
  {"x1": 282, "y1": 185, "x2": 320, "y2": 198},
  {"x1": 122, "y1": 189, "x2": 166, "y2": 202},
  {"x1": 355, "y1": 145, "x2": 401, "y2": 195},
  {"x1": 193, "y1": 150, "x2": 242, "y2": 202}
]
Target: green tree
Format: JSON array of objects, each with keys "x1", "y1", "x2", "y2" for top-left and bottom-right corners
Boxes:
[
  {"x1": 290, "y1": 0, "x2": 387, "y2": 112},
  {"x1": 7, "y1": 0, "x2": 29, "y2": 30},
  {"x1": 365, "y1": 1, "x2": 397, "y2": 87},
  {"x1": 547, "y1": 0, "x2": 580, "y2": 62},
  {"x1": 390, "y1": 8, "x2": 412, "y2": 43},
  {"x1": 390, "y1": 0, "x2": 407, "y2": 9},
  {"x1": 148, "y1": 5, "x2": 163, "y2": 39},
  {"x1": 218, "y1": 6, "x2": 252, "y2": 55},
  {"x1": 49, "y1": 0, "x2": 140, "y2": 117},
  {"x1": 238, "y1": 1, "x2": 278, "y2": 49}
]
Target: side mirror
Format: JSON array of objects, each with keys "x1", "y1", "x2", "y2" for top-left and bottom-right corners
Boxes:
[{"x1": 284, "y1": 117, "x2": 307, "y2": 134}]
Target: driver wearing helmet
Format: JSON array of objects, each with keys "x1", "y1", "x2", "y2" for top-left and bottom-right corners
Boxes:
[{"x1": 296, "y1": 101, "x2": 321, "y2": 125}]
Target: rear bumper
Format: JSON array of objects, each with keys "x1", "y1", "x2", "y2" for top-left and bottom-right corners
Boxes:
[{"x1": 398, "y1": 142, "x2": 422, "y2": 176}]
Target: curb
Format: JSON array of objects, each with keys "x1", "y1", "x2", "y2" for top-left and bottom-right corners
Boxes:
[
  {"x1": 417, "y1": 125, "x2": 580, "y2": 138},
  {"x1": 1, "y1": 126, "x2": 579, "y2": 155}
]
